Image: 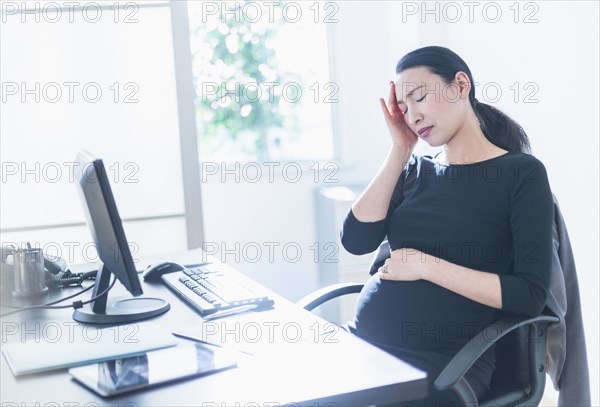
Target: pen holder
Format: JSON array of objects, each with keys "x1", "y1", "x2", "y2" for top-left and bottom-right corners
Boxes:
[{"x1": 12, "y1": 247, "x2": 49, "y2": 298}]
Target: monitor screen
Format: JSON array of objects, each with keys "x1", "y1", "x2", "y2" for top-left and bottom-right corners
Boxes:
[
  {"x1": 72, "y1": 150, "x2": 169, "y2": 324},
  {"x1": 74, "y1": 150, "x2": 142, "y2": 296}
]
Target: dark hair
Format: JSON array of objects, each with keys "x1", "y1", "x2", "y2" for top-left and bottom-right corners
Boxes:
[{"x1": 395, "y1": 46, "x2": 531, "y2": 154}]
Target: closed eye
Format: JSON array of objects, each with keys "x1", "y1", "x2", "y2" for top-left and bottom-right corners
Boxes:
[{"x1": 402, "y1": 95, "x2": 426, "y2": 114}]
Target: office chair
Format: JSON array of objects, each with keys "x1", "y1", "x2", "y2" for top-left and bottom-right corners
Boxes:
[
  {"x1": 301, "y1": 190, "x2": 589, "y2": 406},
  {"x1": 298, "y1": 282, "x2": 558, "y2": 407}
]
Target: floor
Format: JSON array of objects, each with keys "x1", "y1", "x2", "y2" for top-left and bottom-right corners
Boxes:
[{"x1": 540, "y1": 395, "x2": 557, "y2": 406}]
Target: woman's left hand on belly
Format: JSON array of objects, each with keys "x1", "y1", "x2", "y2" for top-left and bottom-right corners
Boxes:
[{"x1": 379, "y1": 248, "x2": 435, "y2": 281}]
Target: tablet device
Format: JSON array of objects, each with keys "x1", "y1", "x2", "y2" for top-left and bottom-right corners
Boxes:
[{"x1": 69, "y1": 342, "x2": 237, "y2": 397}]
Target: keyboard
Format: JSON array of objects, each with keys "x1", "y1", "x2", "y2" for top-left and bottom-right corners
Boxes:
[{"x1": 160, "y1": 264, "x2": 274, "y2": 318}]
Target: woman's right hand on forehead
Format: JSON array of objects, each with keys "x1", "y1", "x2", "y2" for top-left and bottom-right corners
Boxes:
[{"x1": 379, "y1": 81, "x2": 419, "y2": 150}]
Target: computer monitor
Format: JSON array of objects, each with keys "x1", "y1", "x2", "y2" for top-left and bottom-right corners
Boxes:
[{"x1": 72, "y1": 150, "x2": 170, "y2": 324}]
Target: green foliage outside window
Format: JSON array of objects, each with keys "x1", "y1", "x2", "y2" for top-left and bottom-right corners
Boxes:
[{"x1": 190, "y1": 2, "x2": 304, "y2": 162}]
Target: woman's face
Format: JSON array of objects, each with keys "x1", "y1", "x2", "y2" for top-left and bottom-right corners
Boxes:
[{"x1": 394, "y1": 67, "x2": 471, "y2": 147}]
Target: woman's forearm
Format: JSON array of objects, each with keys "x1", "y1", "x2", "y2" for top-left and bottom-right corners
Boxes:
[
  {"x1": 423, "y1": 253, "x2": 503, "y2": 309},
  {"x1": 351, "y1": 145, "x2": 413, "y2": 222},
  {"x1": 382, "y1": 249, "x2": 503, "y2": 309}
]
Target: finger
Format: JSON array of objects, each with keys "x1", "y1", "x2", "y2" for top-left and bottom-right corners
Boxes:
[
  {"x1": 379, "y1": 98, "x2": 391, "y2": 121},
  {"x1": 387, "y1": 81, "x2": 397, "y2": 112},
  {"x1": 388, "y1": 87, "x2": 407, "y2": 123}
]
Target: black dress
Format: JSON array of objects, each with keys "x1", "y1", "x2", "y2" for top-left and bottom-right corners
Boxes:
[{"x1": 340, "y1": 151, "x2": 554, "y2": 406}]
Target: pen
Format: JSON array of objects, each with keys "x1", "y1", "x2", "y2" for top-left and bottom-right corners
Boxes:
[{"x1": 201, "y1": 304, "x2": 259, "y2": 321}]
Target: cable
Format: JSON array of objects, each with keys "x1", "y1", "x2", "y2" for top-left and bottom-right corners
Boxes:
[
  {"x1": 0, "y1": 276, "x2": 117, "y2": 317},
  {"x1": 47, "y1": 269, "x2": 97, "y2": 288},
  {"x1": 0, "y1": 282, "x2": 95, "y2": 309}
]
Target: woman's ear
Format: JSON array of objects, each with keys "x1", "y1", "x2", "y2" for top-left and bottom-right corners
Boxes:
[{"x1": 454, "y1": 71, "x2": 473, "y2": 100}]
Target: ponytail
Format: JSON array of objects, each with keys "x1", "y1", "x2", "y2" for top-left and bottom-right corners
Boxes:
[{"x1": 472, "y1": 98, "x2": 531, "y2": 153}]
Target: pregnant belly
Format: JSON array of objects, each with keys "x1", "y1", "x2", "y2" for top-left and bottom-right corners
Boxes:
[{"x1": 353, "y1": 273, "x2": 494, "y2": 350}]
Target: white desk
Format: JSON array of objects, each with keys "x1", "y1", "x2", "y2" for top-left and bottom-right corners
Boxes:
[{"x1": 1, "y1": 249, "x2": 427, "y2": 406}]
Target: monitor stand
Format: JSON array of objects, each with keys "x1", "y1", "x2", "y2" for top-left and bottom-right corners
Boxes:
[{"x1": 73, "y1": 263, "x2": 170, "y2": 324}]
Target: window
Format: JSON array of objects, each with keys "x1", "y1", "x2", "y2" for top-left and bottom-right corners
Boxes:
[
  {"x1": 0, "y1": 2, "x2": 187, "y2": 262},
  {"x1": 187, "y1": 1, "x2": 335, "y2": 163}
]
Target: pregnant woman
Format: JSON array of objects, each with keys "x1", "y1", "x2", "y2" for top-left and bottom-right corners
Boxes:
[{"x1": 340, "y1": 46, "x2": 554, "y2": 406}]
